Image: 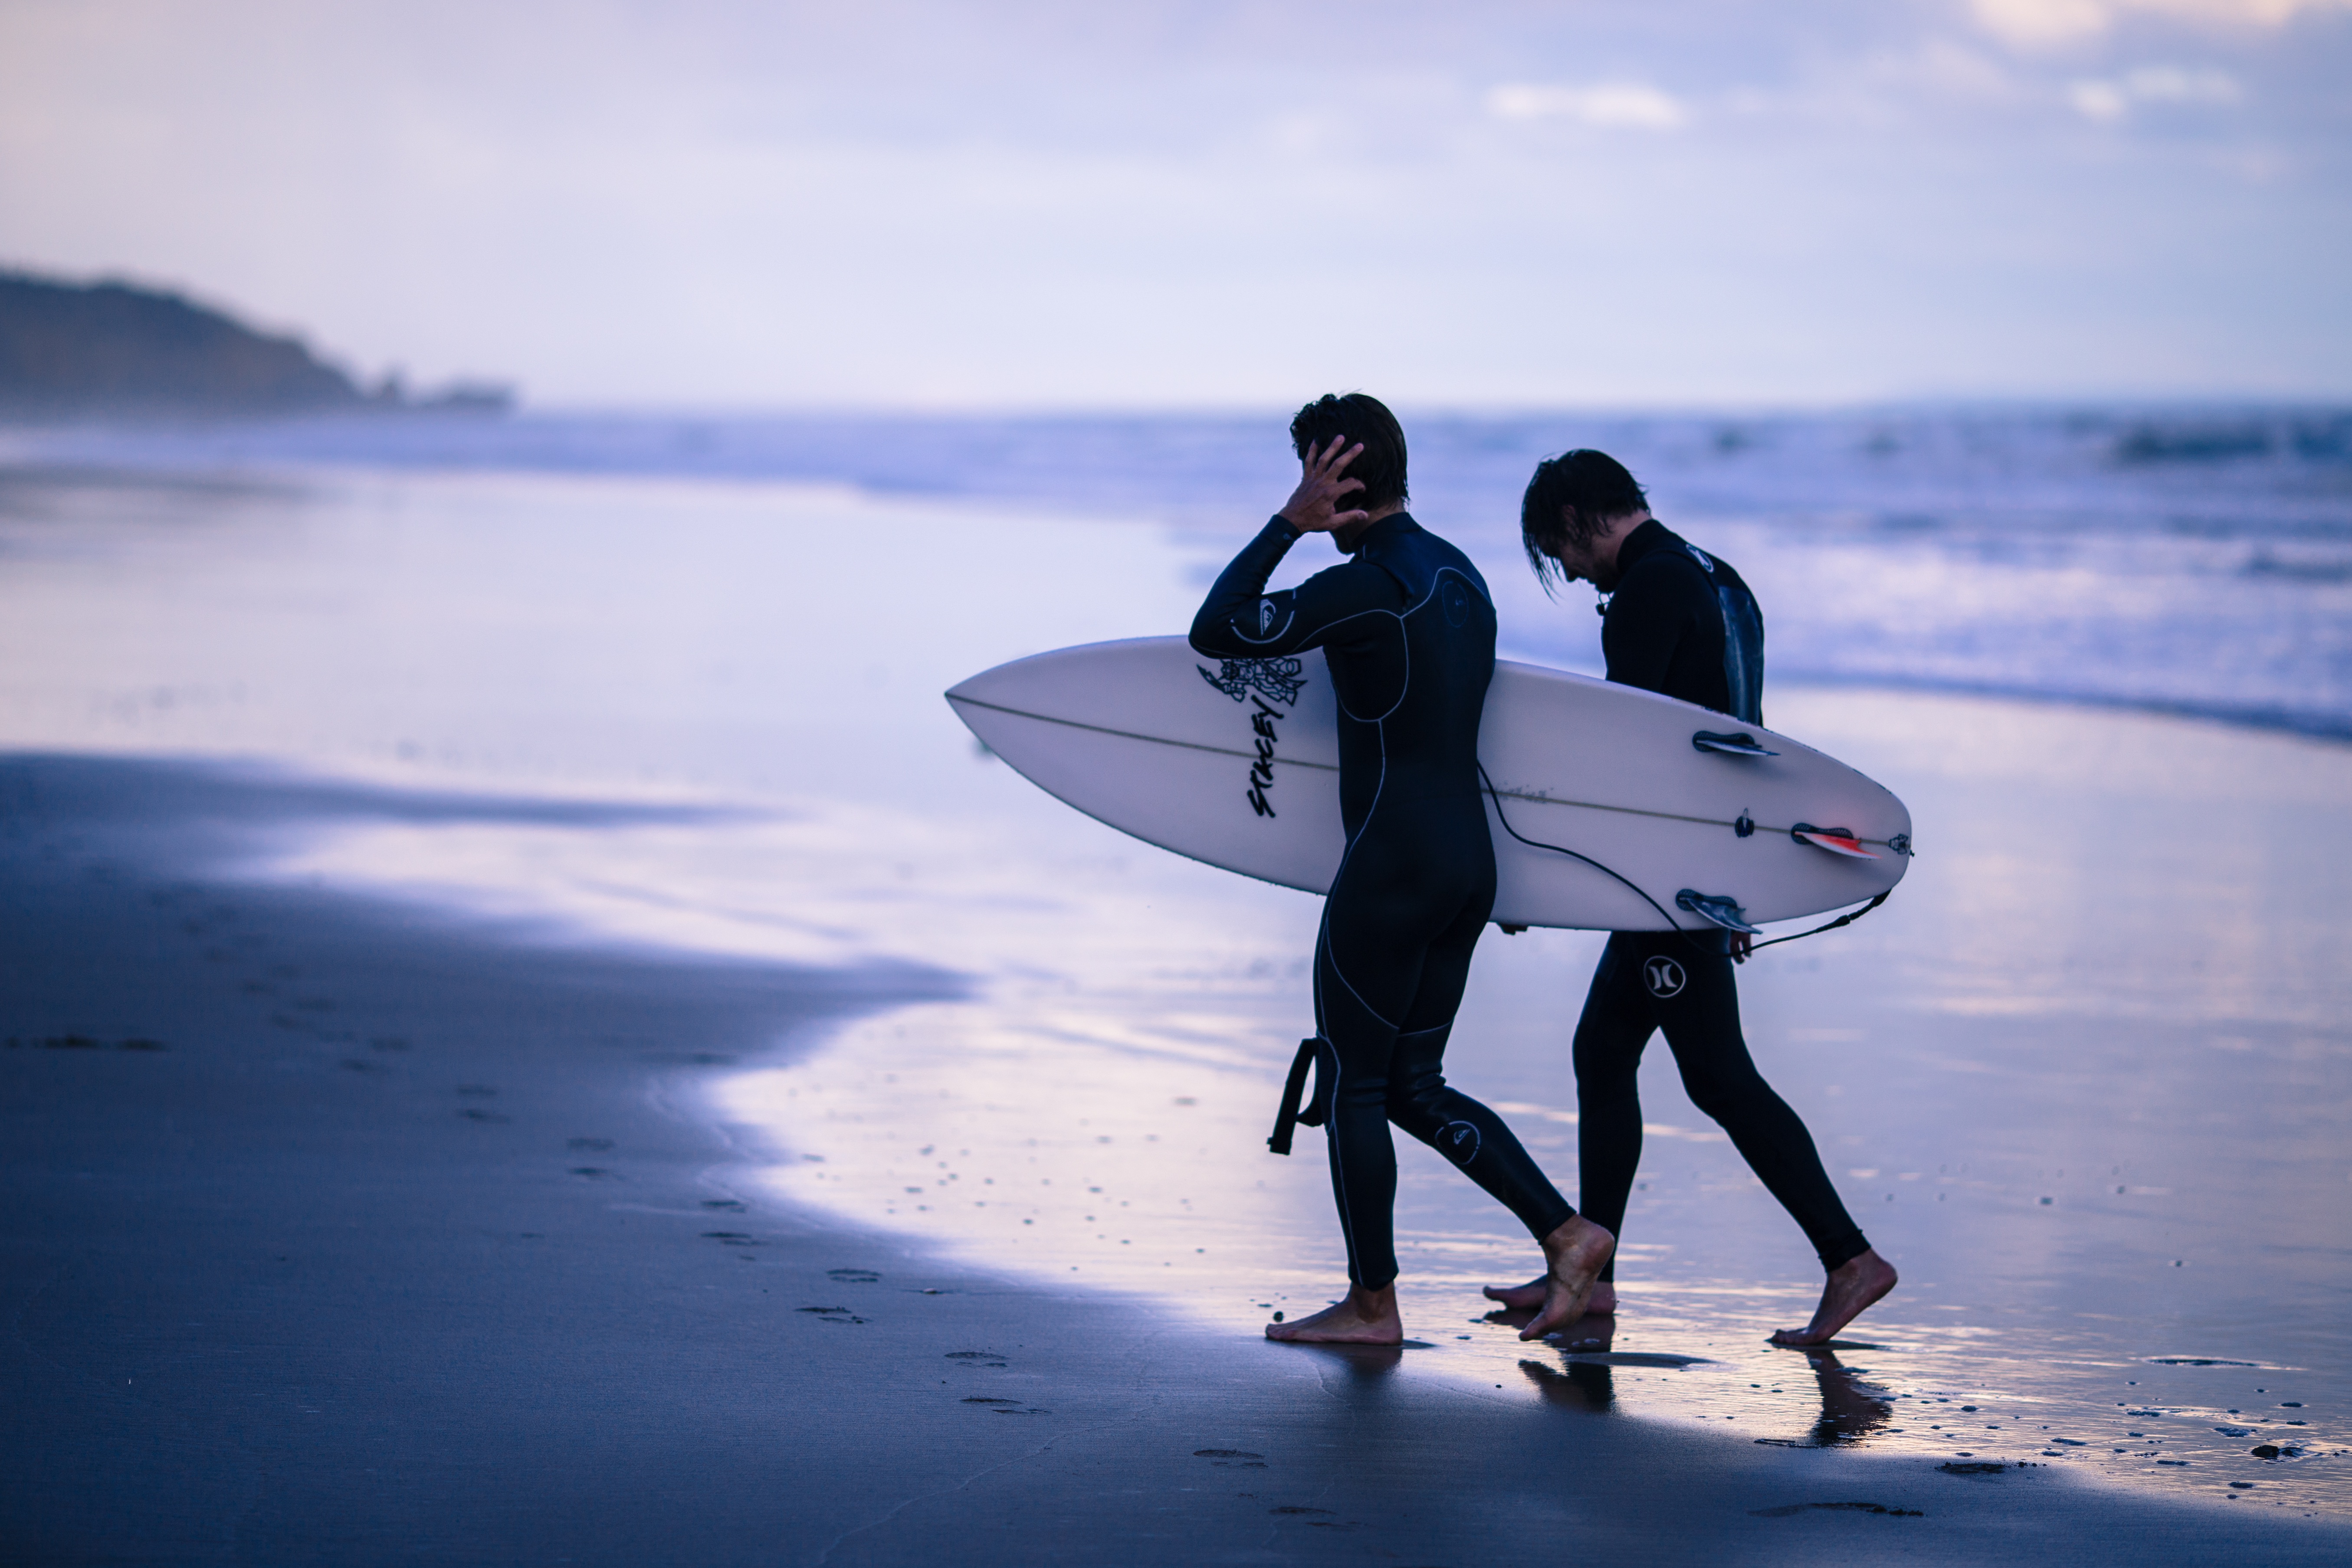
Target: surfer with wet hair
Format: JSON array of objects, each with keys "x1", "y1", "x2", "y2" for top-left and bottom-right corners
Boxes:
[
  {"x1": 1486, "y1": 447, "x2": 1898, "y2": 1347},
  {"x1": 1191, "y1": 394, "x2": 1615, "y2": 1346}
]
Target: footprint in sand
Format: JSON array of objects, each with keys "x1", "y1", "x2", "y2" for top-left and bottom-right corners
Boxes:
[{"x1": 800, "y1": 1306, "x2": 867, "y2": 1324}]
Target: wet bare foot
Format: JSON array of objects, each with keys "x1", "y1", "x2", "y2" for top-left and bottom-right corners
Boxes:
[
  {"x1": 1484, "y1": 1276, "x2": 1617, "y2": 1315},
  {"x1": 1520, "y1": 1215, "x2": 1616, "y2": 1341},
  {"x1": 1769, "y1": 1249, "x2": 1898, "y2": 1347},
  {"x1": 1266, "y1": 1283, "x2": 1402, "y2": 1345}
]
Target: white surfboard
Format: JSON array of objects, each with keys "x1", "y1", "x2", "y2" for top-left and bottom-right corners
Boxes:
[{"x1": 946, "y1": 637, "x2": 1910, "y2": 932}]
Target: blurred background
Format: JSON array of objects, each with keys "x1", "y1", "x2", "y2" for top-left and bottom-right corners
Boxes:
[
  {"x1": 3, "y1": 0, "x2": 2347, "y2": 1513},
  {"x1": 5, "y1": 0, "x2": 2349, "y2": 407}
]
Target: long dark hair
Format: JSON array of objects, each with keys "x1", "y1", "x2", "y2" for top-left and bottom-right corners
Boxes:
[
  {"x1": 1521, "y1": 449, "x2": 1649, "y2": 595},
  {"x1": 1290, "y1": 393, "x2": 1408, "y2": 513}
]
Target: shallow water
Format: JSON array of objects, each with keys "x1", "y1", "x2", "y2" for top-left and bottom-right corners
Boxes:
[
  {"x1": 11, "y1": 404, "x2": 2351, "y2": 735},
  {"x1": 0, "y1": 455, "x2": 2344, "y2": 1520}
]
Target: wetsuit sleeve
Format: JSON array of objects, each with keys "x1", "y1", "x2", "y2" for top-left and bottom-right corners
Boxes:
[
  {"x1": 1189, "y1": 516, "x2": 1405, "y2": 657},
  {"x1": 1601, "y1": 556, "x2": 1711, "y2": 695}
]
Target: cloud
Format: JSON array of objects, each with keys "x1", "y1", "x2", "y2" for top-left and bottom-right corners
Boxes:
[
  {"x1": 1485, "y1": 82, "x2": 1686, "y2": 129},
  {"x1": 2068, "y1": 63, "x2": 2242, "y2": 118},
  {"x1": 1975, "y1": 0, "x2": 2352, "y2": 47}
]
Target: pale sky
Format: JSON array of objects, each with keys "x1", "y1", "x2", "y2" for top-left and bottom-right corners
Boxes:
[{"x1": 3, "y1": 0, "x2": 2347, "y2": 407}]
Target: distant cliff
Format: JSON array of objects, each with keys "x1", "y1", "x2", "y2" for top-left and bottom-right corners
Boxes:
[{"x1": 0, "y1": 270, "x2": 512, "y2": 418}]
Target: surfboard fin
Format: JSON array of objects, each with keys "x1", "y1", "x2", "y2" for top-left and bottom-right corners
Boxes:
[
  {"x1": 1692, "y1": 730, "x2": 1779, "y2": 758},
  {"x1": 1789, "y1": 823, "x2": 1880, "y2": 859},
  {"x1": 1676, "y1": 889, "x2": 1762, "y2": 935}
]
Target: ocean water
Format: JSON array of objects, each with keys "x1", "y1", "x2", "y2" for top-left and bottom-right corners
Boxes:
[
  {"x1": 0, "y1": 408, "x2": 2345, "y2": 1518},
  {"x1": 8, "y1": 403, "x2": 2350, "y2": 737}
]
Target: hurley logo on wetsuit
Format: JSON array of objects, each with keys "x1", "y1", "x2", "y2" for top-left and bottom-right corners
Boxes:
[{"x1": 1642, "y1": 956, "x2": 1687, "y2": 998}]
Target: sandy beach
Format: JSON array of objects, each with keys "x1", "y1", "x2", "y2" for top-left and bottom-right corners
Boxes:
[
  {"x1": 3, "y1": 452, "x2": 2348, "y2": 1562},
  {"x1": 6, "y1": 748, "x2": 2347, "y2": 1565}
]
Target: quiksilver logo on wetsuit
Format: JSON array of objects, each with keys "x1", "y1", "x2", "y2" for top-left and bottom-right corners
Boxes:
[
  {"x1": 1256, "y1": 598, "x2": 1279, "y2": 635},
  {"x1": 1437, "y1": 1121, "x2": 1481, "y2": 1163},
  {"x1": 1195, "y1": 658, "x2": 1306, "y2": 819},
  {"x1": 1643, "y1": 956, "x2": 1686, "y2": 998}
]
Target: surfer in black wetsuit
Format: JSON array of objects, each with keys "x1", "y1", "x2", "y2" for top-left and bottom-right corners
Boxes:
[
  {"x1": 1191, "y1": 394, "x2": 1614, "y2": 1346},
  {"x1": 1484, "y1": 448, "x2": 1899, "y2": 1348}
]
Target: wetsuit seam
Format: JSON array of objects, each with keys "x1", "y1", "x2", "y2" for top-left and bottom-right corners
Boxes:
[
  {"x1": 1319, "y1": 1029, "x2": 1363, "y2": 1283},
  {"x1": 1322, "y1": 717, "x2": 1399, "y2": 1033},
  {"x1": 1360, "y1": 614, "x2": 1408, "y2": 722}
]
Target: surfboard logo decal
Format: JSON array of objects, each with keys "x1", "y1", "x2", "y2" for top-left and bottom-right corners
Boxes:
[
  {"x1": 1197, "y1": 658, "x2": 1306, "y2": 707},
  {"x1": 1244, "y1": 698, "x2": 1283, "y2": 816},
  {"x1": 1642, "y1": 956, "x2": 1687, "y2": 998},
  {"x1": 1196, "y1": 660, "x2": 1306, "y2": 818}
]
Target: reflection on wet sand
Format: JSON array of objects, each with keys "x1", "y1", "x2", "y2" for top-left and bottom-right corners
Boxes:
[
  {"x1": 1276, "y1": 1340, "x2": 1414, "y2": 1383},
  {"x1": 6, "y1": 466, "x2": 2342, "y2": 1520},
  {"x1": 1509, "y1": 1313, "x2": 1893, "y2": 1445},
  {"x1": 1512, "y1": 1310, "x2": 1623, "y2": 1411},
  {"x1": 1769, "y1": 1349, "x2": 1897, "y2": 1447}
]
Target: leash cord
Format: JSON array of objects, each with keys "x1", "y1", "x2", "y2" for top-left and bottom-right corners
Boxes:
[
  {"x1": 1477, "y1": 762, "x2": 1717, "y2": 958},
  {"x1": 1476, "y1": 762, "x2": 1891, "y2": 957}
]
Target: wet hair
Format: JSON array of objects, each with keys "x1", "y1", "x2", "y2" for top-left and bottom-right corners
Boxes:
[
  {"x1": 1520, "y1": 448, "x2": 1650, "y2": 594},
  {"x1": 1290, "y1": 393, "x2": 1408, "y2": 515}
]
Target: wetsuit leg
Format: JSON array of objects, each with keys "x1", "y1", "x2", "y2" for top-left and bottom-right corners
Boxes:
[
  {"x1": 1632, "y1": 933, "x2": 1870, "y2": 1272},
  {"x1": 1386, "y1": 893, "x2": 1577, "y2": 1246},
  {"x1": 1311, "y1": 890, "x2": 1414, "y2": 1291},
  {"x1": 1315, "y1": 815, "x2": 1576, "y2": 1291},
  {"x1": 1571, "y1": 935, "x2": 1658, "y2": 1283}
]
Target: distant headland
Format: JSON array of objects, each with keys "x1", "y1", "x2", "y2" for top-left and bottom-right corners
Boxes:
[{"x1": 0, "y1": 269, "x2": 514, "y2": 420}]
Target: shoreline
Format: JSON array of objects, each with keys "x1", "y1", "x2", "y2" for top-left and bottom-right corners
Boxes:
[{"x1": 6, "y1": 749, "x2": 2347, "y2": 1563}]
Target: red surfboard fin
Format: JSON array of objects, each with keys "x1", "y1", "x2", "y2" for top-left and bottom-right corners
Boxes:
[{"x1": 1789, "y1": 823, "x2": 1879, "y2": 859}]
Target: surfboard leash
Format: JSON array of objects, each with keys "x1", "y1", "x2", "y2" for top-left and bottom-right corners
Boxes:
[
  {"x1": 1476, "y1": 762, "x2": 1892, "y2": 958},
  {"x1": 1477, "y1": 763, "x2": 1720, "y2": 958},
  {"x1": 1742, "y1": 891, "x2": 1890, "y2": 953}
]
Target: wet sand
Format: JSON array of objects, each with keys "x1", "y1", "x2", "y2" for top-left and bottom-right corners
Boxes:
[
  {"x1": 7, "y1": 751, "x2": 2349, "y2": 1565},
  {"x1": 714, "y1": 686, "x2": 2352, "y2": 1511},
  {"x1": 3, "y1": 460, "x2": 2348, "y2": 1558}
]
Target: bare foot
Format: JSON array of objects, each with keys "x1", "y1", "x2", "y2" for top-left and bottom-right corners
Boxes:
[
  {"x1": 1769, "y1": 1249, "x2": 1898, "y2": 1347},
  {"x1": 1266, "y1": 1283, "x2": 1403, "y2": 1345},
  {"x1": 1484, "y1": 1276, "x2": 1616, "y2": 1315},
  {"x1": 1520, "y1": 1215, "x2": 1616, "y2": 1341}
]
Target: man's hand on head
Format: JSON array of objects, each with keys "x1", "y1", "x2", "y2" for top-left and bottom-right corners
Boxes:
[{"x1": 1278, "y1": 437, "x2": 1370, "y2": 535}]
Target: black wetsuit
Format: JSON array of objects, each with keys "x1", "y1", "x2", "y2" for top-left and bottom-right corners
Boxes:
[
  {"x1": 1192, "y1": 513, "x2": 1576, "y2": 1290},
  {"x1": 1577, "y1": 520, "x2": 1868, "y2": 1279}
]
